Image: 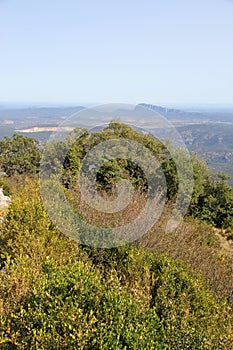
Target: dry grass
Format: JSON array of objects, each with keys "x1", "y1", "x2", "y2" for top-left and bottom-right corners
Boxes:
[
  {"x1": 67, "y1": 185, "x2": 233, "y2": 307},
  {"x1": 142, "y1": 210, "x2": 233, "y2": 307}
]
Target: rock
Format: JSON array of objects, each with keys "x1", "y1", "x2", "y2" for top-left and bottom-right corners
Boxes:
[{"x1": 0, "y1": 187, "x2": 10, "y2": 208}]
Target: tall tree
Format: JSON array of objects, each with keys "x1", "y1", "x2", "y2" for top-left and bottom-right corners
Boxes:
[{"x1": 0, "y1": 133, "x2": 41, "y2": 176}]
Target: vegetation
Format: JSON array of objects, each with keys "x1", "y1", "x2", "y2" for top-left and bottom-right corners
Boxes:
[
  {"x1": 0, "y1": 179, "x2": 232, "y2": 349},
  {"x1": 61, "y1": 122, "x2": 166, "y2": 192},
  {"x1": 0, "y1": 123, "x2": 233, "y2": 348},
  {"x1": 0, "y1": 133, "x2": 41, "y2": 176},
  {"x1": 189, "y1": 169, "x2": 233, "y2": 234},
  {"x1": 60, "y1": 122, "x2": 233, "y2": 238},
  {"x1": 1, "y1": 124, "x2": 232, "y2": 238}
]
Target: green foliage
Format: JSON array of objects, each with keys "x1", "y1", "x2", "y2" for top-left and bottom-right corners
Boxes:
[
  {"x1": 1, "y1": 122, "x2": 233, "y2": 348},
  {"x1": 60, "y1": 122, "x2": 233, "y2": 234},
  {"x1": 160, "y1": 150, "x2": 233, "y2": 234},
  {"x1": 189, "y1": 164, "x2": 233, "y2": 233},
  {"x1": 0, "y1": 177, "x2": 10, "y2": 196},
  {"x1": 63, "y1": 122, "x2": 167, "y2": 193},
  {"x1": 1, "y1": 122, "x2": 233, "y2": 234},
  {"x1": 0, "y1": 178, "x2": 232, "y2": 349},
  {"x1": 0, "y1": 133, "x2": 41, "y2": 176}
]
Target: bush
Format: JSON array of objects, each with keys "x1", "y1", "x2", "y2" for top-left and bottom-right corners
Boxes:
[{"x1": 0, "y1": 178, "x2": 232, "y2": 349}]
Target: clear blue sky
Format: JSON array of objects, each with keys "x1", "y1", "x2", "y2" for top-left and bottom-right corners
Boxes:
[{"x1": 0, "y1": 0, "x2": 233, "y2": 107}]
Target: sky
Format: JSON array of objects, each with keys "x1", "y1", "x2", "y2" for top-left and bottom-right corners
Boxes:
[{"x1": 0, "y1": 0, "x2": 233, "y2": 107}]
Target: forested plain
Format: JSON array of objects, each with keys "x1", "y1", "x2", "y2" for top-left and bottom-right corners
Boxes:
[{"x1": 0, "y1": 122, "x2": 233, "y2": 349}]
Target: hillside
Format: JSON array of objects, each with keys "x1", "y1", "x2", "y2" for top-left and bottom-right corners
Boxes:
[
  {"x1": 0, "y1": 121, "x2": 233, "y2": 349},
  {"x1": 177, "y1": 123, "x2": 233, "y2": 186},
  {"x1": 0, "y1": 178, "x2": 233, "y2": 349}
]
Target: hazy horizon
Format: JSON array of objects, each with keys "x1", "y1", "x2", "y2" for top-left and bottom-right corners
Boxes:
[{"x1": 1, "y1": 101, "x2": 233, "y2": 114}]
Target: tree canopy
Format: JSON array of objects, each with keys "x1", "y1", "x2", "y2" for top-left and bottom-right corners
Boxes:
[
  {"x1": 0, "y1": 133, "x2": 41, "y2": 176},
  {"x1": 60, "y1": 121, "x2": 233, "y2": 236},
  {"x1": 1, "y1": 123, "x2": 232, "y2": 236}
]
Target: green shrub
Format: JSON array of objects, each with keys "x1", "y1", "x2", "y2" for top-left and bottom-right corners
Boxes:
[
  {"x1": 1, "y1": 178, "x2": 232, "y2": 349},
  {"x1": 0, "y1": 178, "x2": 10, "y2": 196}
]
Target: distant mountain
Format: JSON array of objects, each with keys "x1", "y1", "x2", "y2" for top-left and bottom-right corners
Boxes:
[
  {"x1": 138, "y1": 103, "x2": 233, "y2": 123},
  {"x1": 137, "y1": 103, "x2": 204, "y2": 121}
]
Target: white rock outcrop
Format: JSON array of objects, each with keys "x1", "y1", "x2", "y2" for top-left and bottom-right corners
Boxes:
[{"x1": 0, "y1": 188, "x2": 10, "y2": 208}]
